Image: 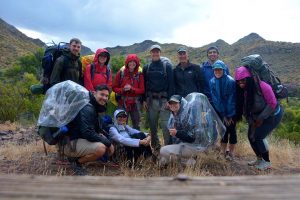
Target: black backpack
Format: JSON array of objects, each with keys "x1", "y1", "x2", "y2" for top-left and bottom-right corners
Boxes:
[{"x1": 241, "y1": 54, "x2": 288, "y2": 100}]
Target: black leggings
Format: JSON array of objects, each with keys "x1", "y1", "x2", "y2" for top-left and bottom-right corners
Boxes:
[{"x1": 221, "y1": 121, "x2": 237, "y2": 144}]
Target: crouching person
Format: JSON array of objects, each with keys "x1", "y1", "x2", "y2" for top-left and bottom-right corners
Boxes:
[
  {"x1": 64, "y1": 85, "x2": 114, "y2": 175},
  {"x1": 109, "y1": 109, "x2": 152, "y2": 165},
  {"x1": 160, "y1": 93, "x2": 226, "y2": 166}
]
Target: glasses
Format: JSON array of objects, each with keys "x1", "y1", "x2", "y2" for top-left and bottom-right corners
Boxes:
[{"x1": 117, "y1": 115, "x2": 127, "y2": 118}]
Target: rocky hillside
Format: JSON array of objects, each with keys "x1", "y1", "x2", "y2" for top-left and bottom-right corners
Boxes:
[
  {"x1": 106, "y1": 33, "x2": 300, "y2": 86},
  {"x1": 0, "y1": 18, "x2": 93, "y2": 68}
]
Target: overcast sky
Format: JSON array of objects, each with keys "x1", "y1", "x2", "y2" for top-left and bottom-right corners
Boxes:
[{"x1": 1, "y1": 0, "x2": 299, "y2": 51}]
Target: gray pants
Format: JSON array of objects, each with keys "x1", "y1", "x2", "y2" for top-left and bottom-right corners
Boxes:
[
  {"x1": 147, "y1": 98, "x2": 170, "y2": 153},
  {"x1": 160, "y1": 143, "x2": 207, "y2": 165}
]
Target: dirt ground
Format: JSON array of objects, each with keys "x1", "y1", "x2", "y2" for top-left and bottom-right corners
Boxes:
[{"x1": 1, "y1": 123, "x2": 300, "y2": 177}]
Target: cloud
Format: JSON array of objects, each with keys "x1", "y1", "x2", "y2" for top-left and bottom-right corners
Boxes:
[{"x1": 1, "y1": 0, "x2": 300, "y2": 51}]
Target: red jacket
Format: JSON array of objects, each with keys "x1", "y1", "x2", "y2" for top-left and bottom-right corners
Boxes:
[
  {"x1": 113, "y1": 54, "x2": 144, "y2": 107},
  {"x1": 84, "y1": 48, "x2": 112, "y2": 91}
]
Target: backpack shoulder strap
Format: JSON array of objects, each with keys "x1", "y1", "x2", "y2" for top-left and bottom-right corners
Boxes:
[
  {"x1": 119, "y1": 69, "x2": 125, "y2": 86},
  {"x1": 162, "y1": 60, "x2": 167, "y2": 77},
  {"x1": 90, "y1": 63, "x2": 95, "y2": 80},
  {"x1": 106, "y1": 64, "x2": 111, "y2": 83}
]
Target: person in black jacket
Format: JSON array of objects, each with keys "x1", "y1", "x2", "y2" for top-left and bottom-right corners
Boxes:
[
  {"x1": 143, "y1": 45, "x2": 174, "y2": 157},
  {"x1": 174, "y1": 47, "x2": 205, "y2": 97},
  {"x1": 64, "y1": 85, "x2": 114, "y2": 172}
]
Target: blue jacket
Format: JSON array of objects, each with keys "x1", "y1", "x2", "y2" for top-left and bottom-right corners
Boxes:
[
  {"x1": 209, "y1": 74, "x2": 236, "y2": 118},
  {"x1": 201, "y1": 60, "x2": 230, "y2": 101}
]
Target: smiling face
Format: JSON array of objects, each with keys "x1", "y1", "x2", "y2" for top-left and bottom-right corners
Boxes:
[
  {"x1": 178, "y1": 51, "x2": 189, "y2": 64},
  {"x1": 98, "y1": 54, "x2": 108, "y2": 65},
  {"x1": 150, "y1": 49, "x2": 161, "y2": 61},
  {"x1": 70, "y1": 41, "x2": 81, "y2": 56},
  {"x1": 128, "y1": 60, "x2": 137, "y2": 72},
  {"x1": 214, "y1": 68, "x2": 224, "y2": 79},
  {"x1": 237, "y1": 78, "x2": 247, "y2": 89},
  {"x1": 207, "y1": 49, "x2": 219, "y2": 63},
  {"x1": 169, "y1": 101, "x2": 180, "y2": 113},
  {"x1": 117, "y1": 114, "x2": 128, "y2": 125},
  {"x1": 93, "y1": 89, "x2": 109, "y2": 106}
]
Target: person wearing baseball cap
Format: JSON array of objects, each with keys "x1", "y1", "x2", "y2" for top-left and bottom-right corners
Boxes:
[
  {"x1": 174, "y1": 46, "x2": 205, "y2": 98},
  {"x1": 142, "y1": 44, "x2": 174, "y2": 157}
]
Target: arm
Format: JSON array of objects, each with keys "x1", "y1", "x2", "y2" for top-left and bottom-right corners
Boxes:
[
  {"x1": 257, "y1": 81, "x2": 277, "y2": 120},
  {"x1": 109, "y1": 127, "x2": 140, "y2": 147},
  {"x1": 226, "y1": 79, "x2": 236, "y2": 118},
  {"x1": 166, "y1": 63, "x2": 174, "y2": 99},
  {"x1": 50, "y1": 57, "x2": 64, "y2": 86},
  {"x1": 141, "y1": 65, "x2": 148, "y2": 102},
  {"x1": 107, "y1": 68, "x2": 113, "y2": 90},
  {"x1": 196, "y1": 65, "x2": 205, "y2": 93},
  {"x1": 78, "y1": 105, "x2": 111, "y2": 147},
  {"x1": 83, "y1": 65, "x2": 95, "y2": 91},
  {"x1": 112, "y1": 71, "x2": 123, "y2": 94}
]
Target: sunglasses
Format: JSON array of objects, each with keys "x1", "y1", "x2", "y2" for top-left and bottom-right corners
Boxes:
[
  {"x1": 237, "y1": 79, "x2": 246, "y2": 84},
  {"x1": 117, "y1": 115, "x2": 127, "y2": 118}
]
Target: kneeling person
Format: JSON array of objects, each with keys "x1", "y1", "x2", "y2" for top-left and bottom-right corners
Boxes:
[{"x1": 109, "y1": 109, "x2": 152, "y2": 163}]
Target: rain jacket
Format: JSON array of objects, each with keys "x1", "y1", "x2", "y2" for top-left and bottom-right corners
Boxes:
[
  {"x1": 200, "y1": 60, "x2": 230, "y2": 100},
  {"x1": 210, "y1": 70, "x2": 236, "y2": 118},
  {"x1": 84, "y1": 48, "x2": 112, "y2": 91},
  {"x1": 109, "y1": 109, "x2": 148, "y2": 147},
  {"x1": 112, "y1": 54, "x2": 144, "y2": 109},
  {"x1": 50, "y1": 50, "x2": 82, "y2": 86}
]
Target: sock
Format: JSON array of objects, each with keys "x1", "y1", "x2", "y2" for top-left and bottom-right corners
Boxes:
[{"x1": 261, "y1": 152, "x2": 270, "y2": 162}]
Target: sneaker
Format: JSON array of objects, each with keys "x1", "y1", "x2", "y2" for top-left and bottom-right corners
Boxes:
[
  {"x1": 255, "y1": 160, "x2": 272, "y2": 170},
  {"x1": 68, "y1": 157, "x2": 87, "y2": 176},
  {"x1": 248, "y1": 157, "x2": 263, "y2": 166}
]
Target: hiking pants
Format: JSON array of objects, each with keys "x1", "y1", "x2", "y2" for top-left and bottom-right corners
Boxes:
[
  {"x1": 248, "y1": 106, "x2": 283, "y2": 156},
  {"x1": 221, "y1": 120, "x2": 237, "y2": 144},
  {"x1": 147, "y1": 98, "x2": 170, "y2": 153}
]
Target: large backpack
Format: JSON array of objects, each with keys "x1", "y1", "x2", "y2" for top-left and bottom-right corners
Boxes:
[
  {"x1": 240, "y1": 54, "x2": 288, "y2": 100},
  {"x1": 41, "y1": 42, "x2": 70, "y2": 92},
  {"x1": 145, "y1": 56, "x2": 172, "y2": 78}
]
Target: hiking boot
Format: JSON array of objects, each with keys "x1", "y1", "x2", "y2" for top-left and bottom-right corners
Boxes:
[
  {"x1": 255, "y1": 160, "x2": 272, "y2": 170},
  {"x1": 248, "y1": 157, "x2": 263, "y2": 166},
  {"x1": 68, "y1": 157, "x2": 87, "y2": 176}
]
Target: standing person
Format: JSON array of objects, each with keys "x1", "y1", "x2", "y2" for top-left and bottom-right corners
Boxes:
[
  {"x1": 210, "y1": 60, "x2": 237, "y2": 160},
  {"x1": 84, "y1": 48, "x2": 112, "y2": 91},
  {"x1": 173, "y1": 47, "x2": 205, "y2": 97},
  {"x1": 235, "y1": 66, "x2": 283, "y2": 170},
  {"x1": 143, "y1": 44, "x2": 174, "y2": 157},
  {"x1": 201, "y1": 46, "x2": 230, "y2": 102},
  {"x1": 113, "y1": 54, "x2": 144, "y2": 130},
  {"x1": 50, "y1": 38, "x2": 83, "y2": 86},
  {"x1": 109, "y1": 109, "x2": 152, "y2": 164}
]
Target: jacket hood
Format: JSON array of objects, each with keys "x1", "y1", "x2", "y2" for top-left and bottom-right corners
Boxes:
[
  {"x1": 234, "y1": 66, "x2": 252, "y2": 81},
  {"x1": 125, "y1": 54, "x2": 140, "y2": 72},
  {"x1": 212, "y1": 60, "x2": 226, "y2": 70},
  {"x1": 94, "y1": 48, "x2": 110, "y2": 65}
]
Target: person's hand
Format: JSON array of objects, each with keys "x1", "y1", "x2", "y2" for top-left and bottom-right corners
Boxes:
[
  {"x1": 139, "y1": 139, "x2": 148, "y2": 146},
  {"x1": 169, "y1": 128, "x2": 177, "y2": 137},
  {"x1": 164, "y1": 102, "x2": 170, "y2": 109},
  {"x1": 145, "y1": 135, "x2": 151, "y2": 145},
  {"x1": 253, "y1": 119, "x2": 263, "y2": 128},
  {"x1": 123, "y1": 84, "x2": 131, "y2": 91},
  {"x1": 223, "y1": 117, "x2": 234, "y2": 126},
  {"x1": 107, "y1": 144, "x2": 114, "y2": 156},
  {"x1": 143, "y1": 101, "x2": 148, "y2": 110}
]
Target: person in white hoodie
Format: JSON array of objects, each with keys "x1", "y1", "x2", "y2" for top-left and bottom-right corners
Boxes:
[{"x1": 109, "y1": 109, "x2": 152, "y2": 163}]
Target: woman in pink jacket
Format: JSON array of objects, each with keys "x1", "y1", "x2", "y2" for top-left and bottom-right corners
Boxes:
[{"x1": 235, "y1": 66, "x2": 283, "y2": 170}]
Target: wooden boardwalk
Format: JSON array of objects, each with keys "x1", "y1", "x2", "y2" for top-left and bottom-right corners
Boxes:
[{"x1": 0, "y1": 174, "x2": 300, "y2": 199}]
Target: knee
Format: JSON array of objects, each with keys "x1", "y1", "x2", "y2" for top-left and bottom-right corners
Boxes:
[{"x1": 94, "y1": 143, "x2": 106, "y2": 157}]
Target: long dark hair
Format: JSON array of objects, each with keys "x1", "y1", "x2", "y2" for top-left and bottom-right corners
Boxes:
[{"x1": 236, "y1": 77, "x2": 256, "y2": 121}]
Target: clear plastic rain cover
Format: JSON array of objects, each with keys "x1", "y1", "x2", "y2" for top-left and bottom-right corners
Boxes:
[
  {"x1": 168, "y1": 92, "x2": 226, "y2": 148},
  {"x1": 37, "y1": 81, "x2": 90, "y2": 127}
]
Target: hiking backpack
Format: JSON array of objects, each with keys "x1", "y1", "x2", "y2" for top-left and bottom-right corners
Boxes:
[
  {"x1": 90, "y1": 63, "x2": 111, "y2": 84},
  {"x1": 240, "y1": 54, "x2": 288, "y2": 100},
  {"x1": 145, "y1": 56, "x2": 172, "y2": 78}
]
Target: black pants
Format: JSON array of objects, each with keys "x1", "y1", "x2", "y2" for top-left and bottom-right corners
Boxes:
[{"x1": 221, "y1": 121, "x2": 237, "y2": 144}]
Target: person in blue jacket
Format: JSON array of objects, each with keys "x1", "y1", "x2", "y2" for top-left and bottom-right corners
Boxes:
[
  {"x1": 201, "y1": 46, "x2": 230, "y2": 102},
  {"x1": 209, "y1": 60, "x2": 236, "y2": 160}
]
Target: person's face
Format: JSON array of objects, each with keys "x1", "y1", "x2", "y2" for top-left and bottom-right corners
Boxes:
[
  {"x1": 117, "y1": 114, "x2": 128, "y2": 125},
  {"x1": 169, "y1": 101, "x2": 180, "y2": 113},
  {"x1": 214, "y1": 68, "x2": 224, "y2": 79},
  {"x1": 70, "y1": 42, "x2": 81, "y2": 56},
  {"x1": 207, "y1": 49, "x2": 219, "y2": 63},
  {"x1": 150, "y1": 49, "x2": 161, "y2": 61},
  {"x1": 178, "y1": 51, "x2": 189, "y2": 64},
  {"x1": 93, "y1": 89, "x2": 109, "y2": 105},
  {"x1": 98, "y1": 54, "x2": 108, "y2": 65},
  {"x1": 237, "y1": 78, "x2": 247, "y2": 89},
  {"x1": 128, "y1": 61, "x2": 136, "y2": 72}
]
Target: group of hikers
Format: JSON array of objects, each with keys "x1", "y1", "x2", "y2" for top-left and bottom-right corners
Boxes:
[{"x1": 37, "y1": 38, "x2": 284, "y2": 175}]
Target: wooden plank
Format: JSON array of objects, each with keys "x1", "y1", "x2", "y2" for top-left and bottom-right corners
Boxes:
[{"x1": 0, "y1": 175, "x2": 300, "y2": 200}]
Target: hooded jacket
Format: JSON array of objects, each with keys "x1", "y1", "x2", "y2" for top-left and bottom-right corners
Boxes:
[
  {"x1": 84, "y1": 48, "x2": 112, "y2": 91},
  {"x1": 112, "y1": 54, "x2": 145, "y2": 106},
  {"x1": 235, "y1": 66, "x2": 278, "y2": 122},
  {"x1": 201, "y1": 60, "x2": 230, "y2": 101},
  {"x1": 68, "y1": 92, "x2": 111, "y2": 147},
  {"x1": 109, "y1": 109, "x2": 147, "y2": 147},
  {"x1": 50, "y1": 50, "x2": 82, "y2": 86},
  {"x1": 209, "y1": 61, "x2": 236, "y2": 118}
]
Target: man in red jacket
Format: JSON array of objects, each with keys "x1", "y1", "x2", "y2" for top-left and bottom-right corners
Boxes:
[
  {"x1": 112, "y1": 54, "x2": 145, "y2": 130},
  {"x1": 84, "y1": 48, "x2": 112, "y2": 91}
]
